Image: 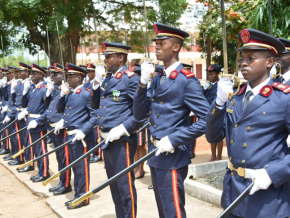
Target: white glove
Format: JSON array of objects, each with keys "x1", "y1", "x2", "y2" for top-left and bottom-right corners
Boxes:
[
  {"x1": 23, "y1": 80, "x2": 30, "y2": 95},
  {"x1": 216, "y1": 77, "x2": 233, "y2": 106},
  {"x1": 10, "y1": 80, "x2": 17, "y2": 94},
  {"x1": 249, "y1": 169, "x2": 272, "y2": 195},
  {"x1": 46, "y1": 81, "x2": 54, "y2": 97},
  {"x1": 94, "y1": 64, "x2": 106, "y2": 84},
  {"x1": 0, "y1": 80, "x2": 3, "y2": 88},
  {"x1": 189, "y1": 111, "x2": 195, "y2": 117},
  {"x1": 203, "y1": 81, "x2": 211, "y2": 90},
  {"x1": 18, "y1": 109, "x2": 28, "y2": 120},
  {"x1": 105, "y1": 124, "x2": 129, "y2": 143},
  {"x1": 72, "y1": 130, "x2": 86, "y2": 142},
  {"x1": 2, "y1": 116, "x2": 10, "y2": 124},
  {"x1": 27, "y1": 120, "x2": 38, "y2": 129},
  {"x1": 2, "y1": 77, "x2": 7, "y2": 87},
  {"x1": 140, "y1": 61, "x2": 154, "y2": 84},
  {"x1": 286, "y1": 135, "x2": 290, "y2": 148},
  {"x1": 45, "y1": 77, "x2": 52, "y2": 83},
  {"x1": 60, "y1": 83, "x2": 69, "y2": 97},
  {"x1": 155, "y1": 136, "x2": 175, "y2": 156},
  {"x1": 54, "y1": 119, "x2": 64, "y2": 134},
  {"x1": 1, "y1": 105, "x2": 8, "y2": 114}
]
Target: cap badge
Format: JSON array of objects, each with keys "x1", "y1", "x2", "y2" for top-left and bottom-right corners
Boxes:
[{"x1": 240, "y1": 29, "x2": 250, "y2": 44}]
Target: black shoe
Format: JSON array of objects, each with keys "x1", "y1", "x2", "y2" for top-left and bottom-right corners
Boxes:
[
  {"x1": 49, "y1": 183, "x2": 62, "y2": 192},
  {"x1": 8, "y1": 160, "x2": 24, "y2": 166},
  {"x1": 33, "y1": 174, "x2": 51, "y2": 183},
  {"x1": 148, "y1": 185, "x2": 153, "y2": 190},
  {"x1": 67, "y1": 200, "x2": 89, "y2": 209},
  {"x1": 0, "y1": 149, "x2": 10, "y2": 155},
  {"x1": 30, "y1": 174, "x2": 41, "y2": 180},
  {"x1": 65, "y1": 199, "x2": 74, "y2": 206},
  {"x1": 18, "y1": 165, "x2": 34, "y2": 173},
  {"x1": 135, "y1": 172, "x2": 145, "y2": 179},
  {"x1": 53, "y1": 186, "x2": 72, "y2": 196},
  {"x1": 90, "y1": 156, "x2": 102, "y2": 163},
  {"x1": 46, "y1": 137, "x2": 52, "y2": 144},
  {"x1": 3, "y1": 154, "x2": 13, "y2": 161}
]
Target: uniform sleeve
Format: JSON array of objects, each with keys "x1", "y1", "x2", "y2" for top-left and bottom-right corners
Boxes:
[
  {"x1": 90, "y1": 87, "x2": 101, "y2": 109},
  {"x1": 21, "y1": 87, "x2": 32, "y2": 108},
  {"x1": 81, "y1": 92, "x2": 98, "y2": 135},
  {"x1": 44, "y1": 95, "x2": 52, "y2": 108},
  {"x1": 122, "y1": 76, "x2": 144, "y2": 134},
  {"x1": 266, "y1": 95, "x2": 290, "y2": 188},
  {"x1": 168, "y1": 79, "x2": 210, "y2": 147}
]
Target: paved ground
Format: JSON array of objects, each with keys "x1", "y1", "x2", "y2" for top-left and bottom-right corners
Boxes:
[{"x1": 0, "y1": 134, "x2": 226, "y2": 218}]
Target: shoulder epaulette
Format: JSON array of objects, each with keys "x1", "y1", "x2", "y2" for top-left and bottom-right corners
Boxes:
[
  {"x1": 180, "y1": 69, "x2": 195, "y2": 78},
  {"x1": 85, "y1": 87, "x2": 91, "y2": 92},
  {"x1": 115, "y1": 72, "x2": 123, "y2": 79},
  {"x1": 124, "y1": 70, "x2": 135, "y2": 78},
  {"x1": 272, "y1": 82, "x2": 290, "y2": 93}
]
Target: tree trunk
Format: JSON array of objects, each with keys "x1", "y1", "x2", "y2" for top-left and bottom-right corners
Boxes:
[{"x1": 206, "y1": 35, "x2": 212, "y2": 80}]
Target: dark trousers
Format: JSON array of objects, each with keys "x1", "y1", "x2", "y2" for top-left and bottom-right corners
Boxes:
[
  {"x1": 103, "y1": 141, "x2": 137, "y2": 218},
  {"x1": 51, "y1": 128, "x2": 71, "y2": 188},
  {"x1": 10, "y1": 121, "x2": 24, "y2": 162},
  {"x1": 17, "y1": 119, "x2": 29, "y2": 162},
  {"x1": 150, "y1": 166, "x2": 188, "y2": 218},
  {"x1": 66, "y1": 136, "x2": 92, "y2": 200},
  {"x1": 1, "y1": 123, "x2": 10, "y2": 150},
  {"x1": 30, "y1": 131, "x2": 49, "y2": 177}
]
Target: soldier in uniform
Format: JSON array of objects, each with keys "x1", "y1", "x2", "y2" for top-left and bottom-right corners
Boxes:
[
  {"x1": 54, "y1": 63, "x2": 96, "y2": 209},
  {"x1": 206, "y1": 29, "x2": 290, "y2": 217},
  {"x1": 133, "y1": 23, "x2": 210, "y2": 217},
  {"x1": 203, "y1": 64, "x2": 224, "y2": 161},
  {"x1": 91, "y1": 42, "x2": 141, "y2": 218},
  {"x1": 275, "y1": 38, "x2": 290, "y2": 85},
  {"x1": 16, "y1": 62, "x2": 34, "y2": 172},
  {"x1": 41, "y1": 63, "x2": 72, "y2": 195},
  {"x1": 0, "y1": 68, "x2": 10, "y2": 155},
  {"x1": 85, "y1": 63, "x2": 102, "y2": 163},
  {"x1": 22, "y1": 63, "x2": 50, "y2": 182}
]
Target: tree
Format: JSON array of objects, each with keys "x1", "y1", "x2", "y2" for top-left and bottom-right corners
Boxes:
[{"x1": 0, "y1": 0, "x2": 187, "y2": 66}]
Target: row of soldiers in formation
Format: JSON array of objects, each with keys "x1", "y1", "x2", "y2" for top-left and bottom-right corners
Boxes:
[{"x1": 1, "y1": 22, "x2": 290, "y2": 218}]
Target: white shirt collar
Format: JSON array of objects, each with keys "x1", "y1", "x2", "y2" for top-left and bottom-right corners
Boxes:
[
  {"x1": 245, "y1": 77, "x2": 270, "y2": 97},
  {"x1": 72, "y1": 84, "x2": 83, "y2": 93},
  {"x1": 211, "y1": 81, "x2": 217, "y2": 85},
  {"x1": 282, "y1": 70, "x2": 290, "y2": 83},
  {"x1": 164, "y1": 61, "x2": 181, "y2": 77}
]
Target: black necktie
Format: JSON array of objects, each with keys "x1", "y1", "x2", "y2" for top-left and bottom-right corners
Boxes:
[{"x1": 243, "y1": 90, "x2": 253, "y2": 109}]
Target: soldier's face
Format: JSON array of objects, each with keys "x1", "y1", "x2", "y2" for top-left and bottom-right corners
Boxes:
[
  {"x1": 8, "y1": 72, "x2": 14, "y2": 81},
  {"x1": 276, "y1": 52, "x2": 290, "y2": 73},
  {"x1": 104, "y1": 54, "x2": 121, "y2": 73},
  {"x1": 87, "y1": 70, "x2": 95, "y2": 81},
  {"x1": 17, "y1": 70, "x2": 27, "y2": 80},
  {"x1": 155, "y1": 38, "x2": 180, "y2": 62},
  {"x1": 31, "y1": 71, "x2": 43, "y2": 84},
  {"x1": 209, "y1": 71, "x2": 219, "y2": 83},
  {"x1": 52, "y1": 72, "x2": 63, "y2": 86},
  {"x1": 240, "y1": 50, "x2": 274, "y2": 87},
  {"x1": 67, "y1": 74, "x2": 82, "y2": 88}
]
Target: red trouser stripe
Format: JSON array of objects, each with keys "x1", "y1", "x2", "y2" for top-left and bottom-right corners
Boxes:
[
  {"x1": 63, "y1": 131, "x2": 70, "y2": 187},
  {"x1": 138, "y1": 132, "x2": 142, "y2": 146},
  {"x1": 40, "y1": 131, "x2": 47, "y2": 177},
  {"x1": 5, "y1": 129, "x2": 9, "y2": 149},
  {"x1": 97, "y1": 127, "x2": 101, "y2": 158},
  {"x1": 126, "y1": 142, "x2": 135, "y2": 218},
  {"x1": 171, "y1": 169, "x2": 182, "y2": 218},
  {"x1": 15, "y1": 123, "x2": 23, "y2": 161}
]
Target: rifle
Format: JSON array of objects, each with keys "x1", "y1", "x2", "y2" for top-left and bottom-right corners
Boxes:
[
  {"x1": 0, "y1": 119, "x2": 17, "y2": 134},
  {"x1": 0, "y1": 126, "x2": 27, "y2": 142}
]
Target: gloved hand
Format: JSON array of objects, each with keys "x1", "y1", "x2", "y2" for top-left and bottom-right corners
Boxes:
[
  {"x1": 287, "y1": 135, "x2": 290, "y2": 148},
  {"x1": 249, "y1": 169, "x2": 272, "y2": 195},
  {"x1": 46, "y1": 81, "x2": 54, "y2": 97},
  {"x1": 140, "y1": 61, "x2": 154, "y2": 84},
  {"x1": 10, "y1": 80, "x2": 17, "y2": 94},
  {"x1": 2, "y1": 77, "x2": 7, "y2": 87},
  {"x1": 27, "y1": 120, "x2": 38, "y2": 129},
  {"x1": 1, "y1": 105, "x2": 8, "y2": 114},
  {"x1": 94, "y1": 64, "x2": 106, "y2": 84},
  {"x1": 23, "y1": 80, "x2": 30, "y2": 95},
  {"x1": 60, "y1": 83, "x2": 69, "y2": 97},
  {"x1": 72, "y1": 130, "x2": 86, "y2": 142},
  {"x1": 203, "y1": 81, "x2": 211, "y2": 90},
  {"x1": 216, "y1": 77, "x2": 233, "y2": 106},
  {"x1": 105, "y1": 124, "x2": 129, "y2": 143},
  {"x1": 189, "y1": 111, "x2": 195, "y2": 117},
  {"x1": 2, "y1": 115, "x2": 10, "y2": 124},
  {"x1": 155, "y1": 136, "x2": 175, "y2": 156},
  {"x1": 18, "y1": 109, "x2": 28, "y2": 120},
  {"x1": 0, "y1": 80, "x2": 3, "y2": 88},
  {"x1": 54, "y1": 119, "x2": 64, "y2": 134},
  {"x1": 45, "y1": 77, "x2": 52, "y2": 83}
]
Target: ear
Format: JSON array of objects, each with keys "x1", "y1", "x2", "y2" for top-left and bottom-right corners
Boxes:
[
  {"x1": 118, "y1": 54, "x2": 125, "y2": 63},
  {"x1": 173, "y1": 43, "x2": 181, "y2": 52},
  {"x1": 266, "y1": 57, "x2": 275, "y2": 68}
]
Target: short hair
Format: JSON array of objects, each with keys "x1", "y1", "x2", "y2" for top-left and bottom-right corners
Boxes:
[
  {"x1": 170, "y1": 37, "x2": 183, "y2": 52},
  {"x1": 114, "y1": 53, "x2": 127, "y2": 64}
]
